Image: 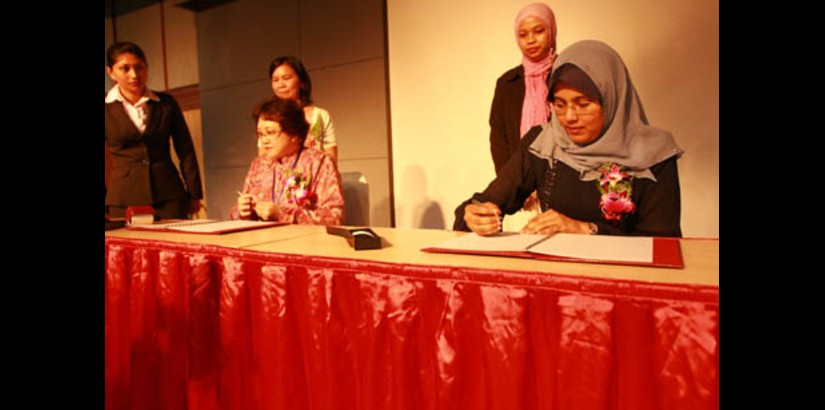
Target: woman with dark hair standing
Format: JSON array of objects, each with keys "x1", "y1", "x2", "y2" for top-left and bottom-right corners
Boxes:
[
  {"x1": 104, "y1": 41, "x2": 203, "y2": 219},
  {"x1": 266, "y1": 55, "x2": 339, "y2": 163}
]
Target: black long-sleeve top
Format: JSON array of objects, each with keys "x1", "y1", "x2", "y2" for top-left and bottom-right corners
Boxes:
[
  {"x1": 455, "y1": 127, "x2": 682, "y2": 237},
  {"x1": 489, "y1": 65, "x2": 525, "y2": 174}
]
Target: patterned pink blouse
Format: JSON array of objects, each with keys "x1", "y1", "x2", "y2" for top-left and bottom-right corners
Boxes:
[{"x1": 230, "y1": 147, "x2": 344, "y2": 225}]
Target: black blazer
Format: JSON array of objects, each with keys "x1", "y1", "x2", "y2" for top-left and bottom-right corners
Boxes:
[
  {"x1": 489, "y1": 65, "x2": 525, "y2": 174},
  {"x1": 105, "y1": 91, "x2": 203, "y2": 207}
]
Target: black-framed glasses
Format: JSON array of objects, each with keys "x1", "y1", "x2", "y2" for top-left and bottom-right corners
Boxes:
[
  {"x1": 257, "y1": 130, "x2": 283, "y2": 140},
  {"x1": 552, "y1": 99, "x2": 601, "y2": 117}
]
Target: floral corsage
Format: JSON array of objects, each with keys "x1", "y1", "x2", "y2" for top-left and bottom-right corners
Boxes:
[
  {"x1": 283, "y1": 169, "x2": 318, "y2": 209},
  {"x1": 596, "y1": 163, "x2": 636, "y2": 224}
]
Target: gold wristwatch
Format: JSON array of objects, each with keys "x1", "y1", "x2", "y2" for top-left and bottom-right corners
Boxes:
[{"x1": 587, "y1": 222, "x2": 599, "y2": 235}]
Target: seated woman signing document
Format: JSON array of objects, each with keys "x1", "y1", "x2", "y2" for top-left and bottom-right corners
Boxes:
[
  {"x1": 454, "y1": 40, "x2": 683, "y2": 237},
  {"x1": 231, "y1": 97, "x2": 344, "y2": 225}
]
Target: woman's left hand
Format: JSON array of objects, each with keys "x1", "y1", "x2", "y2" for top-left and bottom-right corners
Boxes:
[
  {"x1": 254, "y1": 201, "x2": 280, "y2": 221},
  {"x1": 521, "y1": 208, "x2": 589, "y2": 235},
  {"x1": 522, "y1": 191, "x2": 540, "y2": 212},
  {"x1": 188, "y1": 199, "x2": 203, "y2": 214}
]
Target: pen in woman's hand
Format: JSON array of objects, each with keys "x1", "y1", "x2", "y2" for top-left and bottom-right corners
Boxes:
[
  {"x1": 471, "y1": 199, "x2": 503, "y2": 232},
  {"x1": 471, "y1": 199, "x2": 500, "y2": 215}
]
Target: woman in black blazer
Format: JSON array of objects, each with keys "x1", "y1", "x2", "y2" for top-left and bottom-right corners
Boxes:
[{"x1": 104, "y1": 41, "x2": 203, "y2": 219}]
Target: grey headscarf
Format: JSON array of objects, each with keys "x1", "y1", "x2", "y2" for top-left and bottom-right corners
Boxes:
[{"x1": 528, "y1": 40, "x2": 683, "y2": 181}]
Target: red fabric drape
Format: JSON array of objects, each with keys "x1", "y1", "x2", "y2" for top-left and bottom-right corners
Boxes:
[{"x1": 105, "y1": 237, "x2": 718, "y2": 410}]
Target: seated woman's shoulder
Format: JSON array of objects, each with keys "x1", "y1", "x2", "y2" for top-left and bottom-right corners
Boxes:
[
  {"x1": 312, "y1": 106, "x2": 330, "y2": 115},
  {"x1": 650, "y1": 154, "x2": 680, "y2": 176},
  {"x1": 519, "y1": 125, "x2": 543, "y2": 148},
  {"x1": 302, "y1": 146, "x2": 332, "y2": 161}
]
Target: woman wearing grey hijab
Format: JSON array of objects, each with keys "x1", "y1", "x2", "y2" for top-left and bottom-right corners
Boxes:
[{"x1": 454, "y1": 40, "x2": 683, "y2": 237}]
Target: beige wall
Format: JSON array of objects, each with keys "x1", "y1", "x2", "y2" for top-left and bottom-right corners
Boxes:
[{"x1": 387, "y1": 0, "x2": 719, "y2": 237}]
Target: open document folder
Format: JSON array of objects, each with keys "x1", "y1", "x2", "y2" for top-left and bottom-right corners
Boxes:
[{"x1": 422, "y1": 232, "x2": 684, "y2": 268}]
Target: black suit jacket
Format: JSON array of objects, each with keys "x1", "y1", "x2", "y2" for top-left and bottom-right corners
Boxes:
[
  {"x1": 105, "y1": 91, "x2": 203, "y2": 207},
  {"x1": 489, "y1": 65, "x2": 525, "y2": 175}
]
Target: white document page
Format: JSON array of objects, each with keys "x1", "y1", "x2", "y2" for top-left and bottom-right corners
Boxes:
[
  {"x1": 129, "y1": 219, "x2": 219, "y2": 231},
  {"x1": 527, "y1": 233, "x2": 653, "y2": 263},
  {"x1": 166, "y1": 220, "x2": 277, "y2": 233},
  {"x1": 132, "y1": 219, "x2": 219, "y2": 229},
  {"x1": 431, "y1": 232, "x2": 549, "y2": 252},
  {"x1": 130, "y1": 219, "x2": 278, "y2": 234}
]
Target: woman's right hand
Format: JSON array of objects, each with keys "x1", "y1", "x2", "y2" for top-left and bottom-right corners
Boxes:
[
  {"x1": 237, "y1": 194, "x2": 255, "y2": 219},
  {"x1": 463, "y1": 201, "x2": 502, "y2": 236}
]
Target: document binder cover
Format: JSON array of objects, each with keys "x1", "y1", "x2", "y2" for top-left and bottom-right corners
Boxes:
[
  {"x1": 422, "y1": 234, "x2": 684, "y2": 269},
  {"x1": 126, "y1": 219, "x2": 287, "y2": 235}
]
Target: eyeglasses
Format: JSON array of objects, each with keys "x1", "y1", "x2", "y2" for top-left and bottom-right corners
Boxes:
[
  {"x1": 257, "y1": 130, "x2": 283, "y2": 140},
  {"x1": 551, "y1": 99, "x2": 601, "y2": 117}
]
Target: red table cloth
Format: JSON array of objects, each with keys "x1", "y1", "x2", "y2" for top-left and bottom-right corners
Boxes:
[{"x1": 105, "y1": 236, "x2": 718, "y2": 410}]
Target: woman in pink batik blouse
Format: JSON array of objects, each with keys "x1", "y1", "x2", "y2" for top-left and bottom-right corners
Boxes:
[{"x1": 231, "y1": 97, "x2": 344, "y2": 225}]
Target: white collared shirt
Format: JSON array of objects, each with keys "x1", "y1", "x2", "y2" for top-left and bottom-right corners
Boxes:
[{"x1": 105, "y1": 86, "x2": 160, "y2": 134}]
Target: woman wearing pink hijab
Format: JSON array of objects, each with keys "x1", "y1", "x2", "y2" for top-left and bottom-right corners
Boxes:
[
  {"x1": 488, "y1": 3, "x2": 557, "y2": 228},
  {"x1": 490, "y1": 2, "x2": 558, "y2": 173}
]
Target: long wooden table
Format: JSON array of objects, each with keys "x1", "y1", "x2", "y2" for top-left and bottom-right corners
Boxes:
[{"x1": 105, "y1": 225, "x2": 719, "y2": 410}]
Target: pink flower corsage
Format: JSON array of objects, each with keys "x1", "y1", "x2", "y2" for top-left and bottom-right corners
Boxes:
[
  {"x1": 284, "y1": 170, "x2": 317, "y2": 209},
  {"x1": 596, "y1": 163, "x2": 636, "y2": 224}
]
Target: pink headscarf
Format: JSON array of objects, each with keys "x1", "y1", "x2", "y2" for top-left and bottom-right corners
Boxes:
[{"x1": 515, "y1": 3, "x2": 557, "y2": 138}]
